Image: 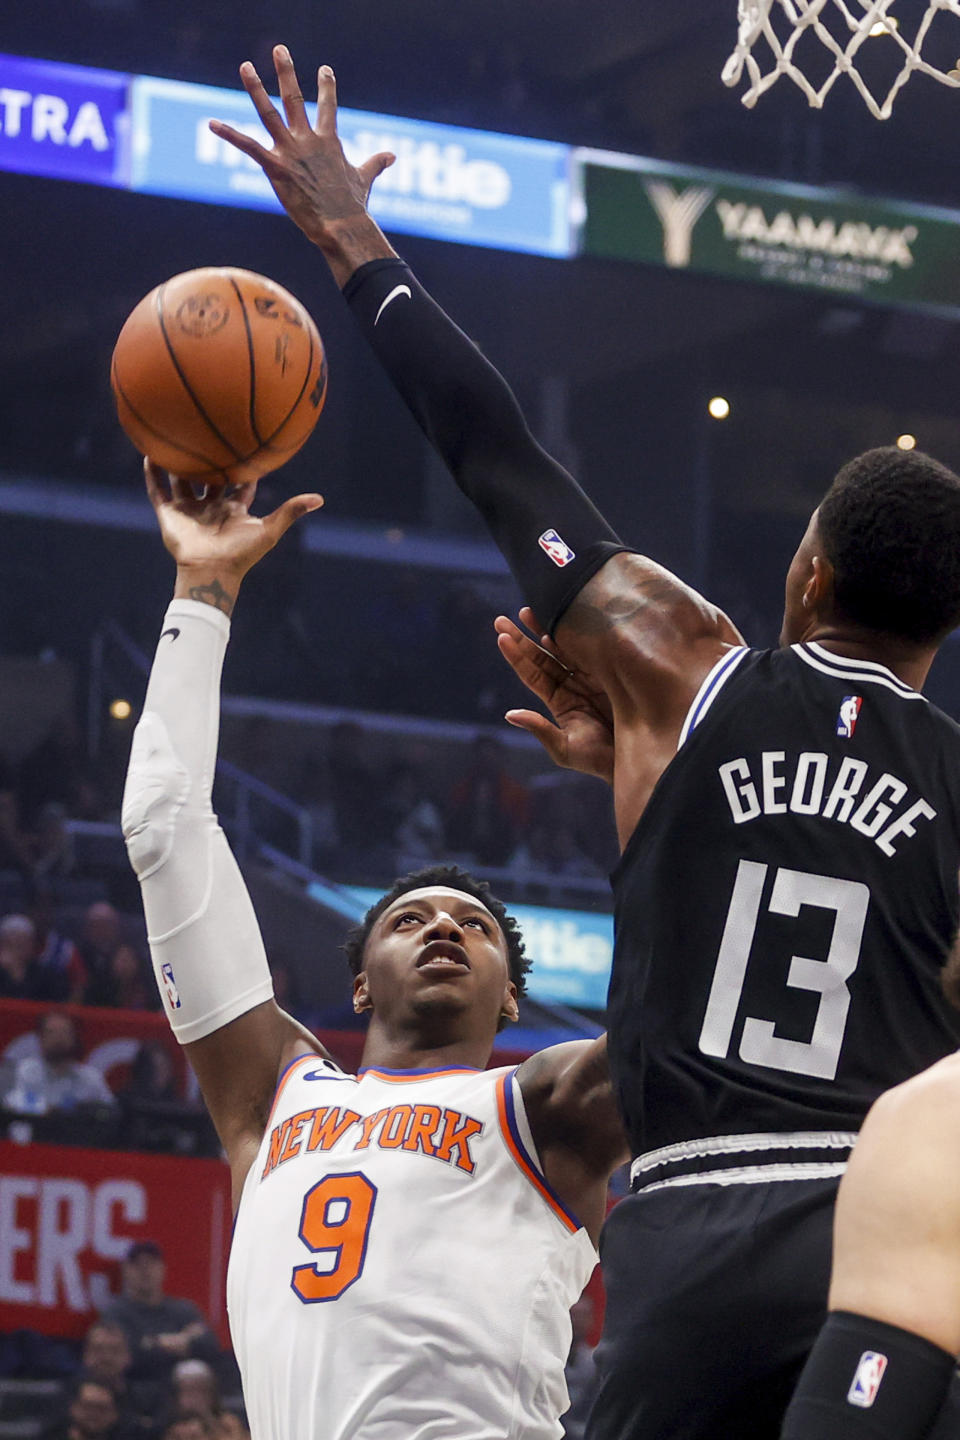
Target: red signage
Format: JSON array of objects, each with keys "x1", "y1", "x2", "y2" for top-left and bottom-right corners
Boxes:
[
  {"x1": 0, "y1": 998, "x2": 535, "y2": 1098},
  {"x1": 0, "y1": 1140, "x2": 232, "y2": 1342}
]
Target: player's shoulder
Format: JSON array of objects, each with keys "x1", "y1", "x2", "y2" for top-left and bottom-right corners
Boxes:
[{"x1": 862, "y1": 1053, "x2": 960, "y2": 1157}]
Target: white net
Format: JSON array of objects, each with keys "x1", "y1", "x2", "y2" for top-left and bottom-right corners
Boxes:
[{"x1": 722, "y1": 0, "x2": 960, "y2": 119}]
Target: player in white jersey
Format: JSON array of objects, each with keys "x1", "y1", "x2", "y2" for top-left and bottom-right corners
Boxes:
[{"x1": 121, "y1": 464, "x2": 628, "y2": 1440}]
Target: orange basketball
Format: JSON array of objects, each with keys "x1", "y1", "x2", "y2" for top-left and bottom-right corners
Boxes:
[{"x1": 111, "y1": 267, "x2": 327, "y2": 485}]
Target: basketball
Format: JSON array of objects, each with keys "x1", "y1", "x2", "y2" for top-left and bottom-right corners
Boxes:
[{"x1": 111, "y1": 267, "x2": 327, "y2": 485}]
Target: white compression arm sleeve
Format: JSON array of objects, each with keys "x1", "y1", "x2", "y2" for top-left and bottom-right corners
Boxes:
[{"x1": 121, "y1": 599, "x2": 274, "y2": 1043}]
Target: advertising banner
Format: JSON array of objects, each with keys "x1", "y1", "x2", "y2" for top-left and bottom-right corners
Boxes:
[
  {"x1": 129, "y1": 76, "x2": 573, "y2": 256},
  {"x1": 0, "y1": 1141, "x2": 231, "y2": 1340},
  {"x1": 509, "y1": 901, "x2": 612, "y2": 1009},
  {"x1": 578, "y1": 149, "x2": 960, "y2": 312},
  {"x1": 0, "y1": 53, "x2": 130, "y2": 187}
]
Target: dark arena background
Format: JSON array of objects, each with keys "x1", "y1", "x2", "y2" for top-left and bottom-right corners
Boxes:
[{"x1": 3, "y1": 4, "x2": 960, "y2": 1436}]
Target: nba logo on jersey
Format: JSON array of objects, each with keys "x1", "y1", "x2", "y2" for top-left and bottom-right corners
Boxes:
[
  {"x1": 846, "y1": 1350, "x2": 888, "y2": 1408},
  {"x1": 538, "y1": 529, "x2": 576, "y2": 567},
  {"x1": 161, "y1": 962, "x2": 181, "y2": 1010},
  {"x1": 836, "y1": 695, "x2": 863, "y2": 738}
]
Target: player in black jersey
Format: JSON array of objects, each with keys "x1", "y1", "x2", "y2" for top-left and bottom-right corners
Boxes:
[{"x1": 212, "y1": 49, "x2": 960, "y2": 1439}]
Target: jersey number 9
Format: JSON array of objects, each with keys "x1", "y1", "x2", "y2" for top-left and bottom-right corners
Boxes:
[{"x1": 292, "y1": 1171, "x2": 378, "y2": 1303}]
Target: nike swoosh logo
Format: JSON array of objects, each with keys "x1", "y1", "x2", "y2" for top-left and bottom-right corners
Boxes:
[
  {"x1": 374, "y1": 284, "x2": 412, "y2": 326},
  {"x1": 160, "y1": 627, "x2": 180, "y2": 642},
  {"x1": 302, "y1": 1068, "x2": 351, "y2": 1082}
]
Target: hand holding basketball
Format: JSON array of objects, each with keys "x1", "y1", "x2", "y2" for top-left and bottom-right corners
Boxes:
[{"x1": 144, "y1": 460, "x2": 323, "y2": 586}]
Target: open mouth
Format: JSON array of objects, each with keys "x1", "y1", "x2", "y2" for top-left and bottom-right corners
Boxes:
[{"x1": 416, "y1": 941, "x2": 470, "y2": 972}]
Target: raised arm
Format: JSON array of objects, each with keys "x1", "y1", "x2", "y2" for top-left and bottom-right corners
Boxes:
[
  {"x1": 210, "y1": 49, "x2": 744, "y2": 842},
  {"x1": 121, "y1": 465, "x2": 323, "y2": 1205}
]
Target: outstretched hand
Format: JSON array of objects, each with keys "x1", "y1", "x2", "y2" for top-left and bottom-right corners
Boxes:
[
  {"x1": 144, "y1": 460, "x2": 322, "y2": 613},
  {"x1": 496, "y1": 609, "x2": 615, "y2": 785},
  {"x1": 209, "y1": 46, "x2": 396, "y2": 281}
]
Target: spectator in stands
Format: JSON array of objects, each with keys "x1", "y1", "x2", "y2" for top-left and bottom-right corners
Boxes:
[
  {"x1": 215, "y1": 1414, "x2": 249, "y2": 1440},
  {"x1": 561, "y1": 1293, "x2": 600, "y2": 1440},
  {"x1": 31, "y1": 888, "x2": 87, "y2": 1003},
  {"x1": 78, "y1": 1323, "x2": 132, "y2": 1394},
  {"x1": 118, "y1": 1044, "x2": 207, "y2": 1155},
  {"x1": 78, "y1": 901, "x2": 123, "y2": 990},
  {"x1": 41, "y1": 1378, "x2": 130, "y2": 1440},
  {"x1": 80, "y1": 903, "x2": 151, "y2": 1008},
  {"x1": 99, "y1": 1241, "x2": 220, "y2": 1383},
  {"x1": 159, "y1": 1417, "x2": 215, "y2": 1440},
  {"x1": 51, "y1": 1322, "x2": 161, "y2": 1435},
  {"x1": 31, "y1": 801, "x2": 76, "y2": 881},
  {"x1": 155, "y1": 1360, "x2": 222, "y2": 1433},
  {"x1": 89, "y1": 943, "x2": 156, "y2": 1011},
  {"x1": 0, "y1": 912, "x2": 43, "y2": 998},
  {"x1": 446, "y1": 735, "x2": 530, "y2": 867},
  {"x1": 2, "y1": 1010, "x2": 116, "y2": 1114},
  {"x1": 381, "y1": 763, "x2": 445, "y2": 871}
]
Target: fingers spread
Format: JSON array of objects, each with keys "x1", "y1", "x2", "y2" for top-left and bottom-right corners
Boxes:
[
  {"x1": 143, "y1": 459, "x2": 171, "y2": 510},
  {"x1": 236, "y1": 61, "x2": 289, "y2": 145},
  {"x1": 357, "y1": 152, "x2": 396, "y2": 191},
  {"x1": 262, "y1": 492, "x2": 324, "y2": 543},
  {"x1": 314, "y1": 64, "x2": 338, "y2": 136},
  {"x1": 207, "y1": 119, "x2": 272, "y2": 167},
  {"x1": 273, "y1": 45, "x2": 310, "y2": 132}
]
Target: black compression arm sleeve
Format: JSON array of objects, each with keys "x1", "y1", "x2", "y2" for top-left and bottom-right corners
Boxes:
[
  {"x1": 781, "y1": 1312, "x2": 956, "y2": 1440},
  {"x1": 343, "y1": 258, "x2": 631, "y2": 634}
]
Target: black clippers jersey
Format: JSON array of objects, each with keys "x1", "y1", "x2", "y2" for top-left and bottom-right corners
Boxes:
[{"x1": 608, "y1": 642, "x2": 960, "y2": 1159}]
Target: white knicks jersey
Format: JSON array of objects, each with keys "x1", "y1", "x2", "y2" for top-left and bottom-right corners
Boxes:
[{"x1": 227, "y1": 1058, "x2": 597, "y2": 1440}]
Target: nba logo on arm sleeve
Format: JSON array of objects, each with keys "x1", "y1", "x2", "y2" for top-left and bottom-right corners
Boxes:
[
  {"x1": 847, "y1": 1350, "x2": 888, "y2": 1408},
  {"x1": 161, "y1": 962, "x2": 182, "y2": 1010},
  {"x1": 538, "y1": 529, "x2": 576, "y2": 567},
  {"x1": 837, "y1": 696, "x2": 863, "y2": 738}
]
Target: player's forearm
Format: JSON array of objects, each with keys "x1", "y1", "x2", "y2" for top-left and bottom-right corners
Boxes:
[
  {"x1": 342, "y1": 258, "x2": 629, "y2": 634},
  {"x1": 172, "y1": 565, "x2": 242, "y2": 618},
  {"x1": 314, "y1": 211, "x2": 398, "y2": 289},
  {"x1": 121, "y1": 598, "x2": 274, "y2": 1045}
]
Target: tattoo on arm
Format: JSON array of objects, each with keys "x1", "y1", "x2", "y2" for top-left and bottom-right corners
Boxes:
[
  {"x1": 188, "y1": 579, "x2": 234, "y2": 616},
  {"x1": 563, "y1": 577, "x2": 682, "y2": 636}
]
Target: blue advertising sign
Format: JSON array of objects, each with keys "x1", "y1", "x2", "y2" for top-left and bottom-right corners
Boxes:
[
  {"x1": 129, "y1": 75, "x2": 572, "y2": 257},
  {"x1": 337, "y1": 886, "x2": 612, "y2": 1010},
  {"x1": 0, "y1": 53, "x2": 130, "y2": 187},
  {"x1": 509, "y1": 901, "x2": 612, "y2": 1009}
]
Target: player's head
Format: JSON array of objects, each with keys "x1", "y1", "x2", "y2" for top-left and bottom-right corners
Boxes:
[
  {"x1": 781, "y1": 447, "x2": 960, "y2": 648},
  {"x1": 343, "y1": 865, "x2": 530, "y2": 1050}
]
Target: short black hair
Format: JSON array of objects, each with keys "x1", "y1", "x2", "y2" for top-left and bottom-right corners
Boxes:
[
  {"x1": 818, "y1": 446, "x2": 960, "y2": 643},
  {"x1": 342, "y1": 864, "x2": 530, "y2": 997}
]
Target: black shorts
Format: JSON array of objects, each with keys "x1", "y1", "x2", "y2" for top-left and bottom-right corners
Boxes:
[{"x1": 588, "y1": 1176, "x2": 839, "y2": 1440}]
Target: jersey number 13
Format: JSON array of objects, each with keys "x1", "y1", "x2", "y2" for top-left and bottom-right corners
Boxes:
[{"x1": 699, "y1": 861, "x2": 870, "y2": 1080}]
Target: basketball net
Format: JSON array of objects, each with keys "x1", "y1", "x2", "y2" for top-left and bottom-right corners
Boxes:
[{"x1": 722, "y1": 0, "x2": 960, "y2": 119}]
